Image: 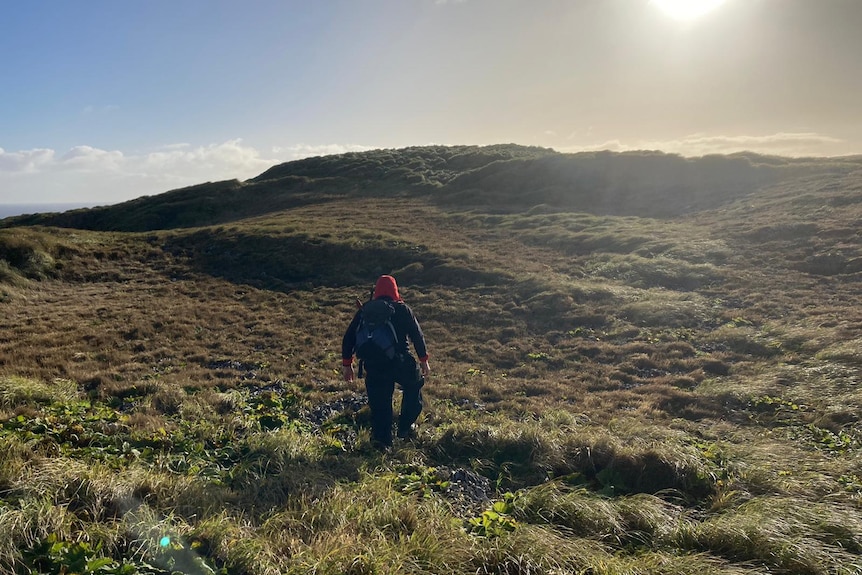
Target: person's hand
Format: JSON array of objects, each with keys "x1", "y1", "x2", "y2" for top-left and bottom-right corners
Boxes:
[
  {"x1": 419, "y1": 359, "x2": 430, "y2": 377},
  {"x1": 342, "y1": 363, "x2": 355, "y2": 382}
]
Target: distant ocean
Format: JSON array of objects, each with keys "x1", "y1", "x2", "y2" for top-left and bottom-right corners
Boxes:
[{"x1": 0, "y1": 203, "x2": 95, "y2": 220}]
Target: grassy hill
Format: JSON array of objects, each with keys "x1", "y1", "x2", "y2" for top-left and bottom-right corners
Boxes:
[
  {"x1": 1, "y1": 145, "x2": 861, "y2": 574},
  {"x1": 4, "y1": 145, "x2": 861, "y2": 231}
]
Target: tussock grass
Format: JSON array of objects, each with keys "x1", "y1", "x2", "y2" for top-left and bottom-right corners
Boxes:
[
  {"x1": 817, "y1": 338, "x2": 862, "y2": 366},
  {"x1": 703, "y1": 324, "x2": 783, "y2": 358},
  {"x1": 588, "y1": 254, "x2": 724, "y2": 291},
  {"x1": 0, "y1": 260, "x2": 27, "y2": 287},
  {"x1": 618, "y1": 290, "x2": 712, "y2": 329},
  {"x1": 426, "y1": 413, "x2": 718, "y2": 499},
  {"x1": 0, "y1": 376, "x2": 78, "y2": 408},
  {"x1": 468, "y1": 524, "x2": 621, "y2": 574},
  {"x1": 514, "y1": 484, "x2": 626, "y2": 540},
  {"x1": 0, "y1": 229, "x2": 60, "y2": 281},
  {"x1": 0, "y1": 496, "x2": 78, "y2": 569},
  {"x1": 251, "y1": 477, "x2": 474, "y2": 575},
  {"x1": 190, "y1": 513, "x2": 281, "y2": 575},
  {"x1": 1, "y1": 156, "x2": 861, "y2": 573},
  {"x1": 0, "y1": 436, "x2": 32, "y2": 492},
  {"x1": 674, "y1": 496, "x2": 862, "y2": 574}
]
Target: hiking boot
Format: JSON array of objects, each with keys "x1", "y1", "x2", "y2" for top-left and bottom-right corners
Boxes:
[
  {"x1": 396, "y1": 423, "x2": 417, "y2": 440},
  {"x1": 370, "y1": 440, "x2": 392, "y2": 454}
]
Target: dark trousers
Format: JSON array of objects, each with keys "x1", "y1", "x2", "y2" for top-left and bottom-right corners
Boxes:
[{"x1": 364, "y1": 355, "x2": 424, "y2": 447}]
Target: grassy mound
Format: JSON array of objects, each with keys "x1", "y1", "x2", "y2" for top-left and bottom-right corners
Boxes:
[{"x1": 1, "y1": 147, "x2": 861, "y2": 574}]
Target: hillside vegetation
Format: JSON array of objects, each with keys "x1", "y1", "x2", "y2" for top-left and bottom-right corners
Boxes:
[
  {"x1": 5, "y1": 145, "x2": 862, "y2": 231},
  {"x1": 1, "y1": 145, "x2": 861, "y2": 574}
]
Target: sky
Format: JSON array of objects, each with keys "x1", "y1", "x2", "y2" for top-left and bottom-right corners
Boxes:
[{"x1": 2, "y1": 0, "x2": 861, "y2": 207}]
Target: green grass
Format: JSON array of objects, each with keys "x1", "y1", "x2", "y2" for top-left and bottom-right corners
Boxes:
[{"x1": 1, "y1": 147, "x2": 861, "y2": 574}]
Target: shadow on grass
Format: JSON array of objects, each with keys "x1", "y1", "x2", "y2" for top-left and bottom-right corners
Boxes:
[{"x1": 162, "y1": 228, "x2": 512, "y2": 291}]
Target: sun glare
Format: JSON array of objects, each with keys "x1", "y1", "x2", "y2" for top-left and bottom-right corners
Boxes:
[{"x1": 651, "y1": 0, "x2": 727, "y2": 21}]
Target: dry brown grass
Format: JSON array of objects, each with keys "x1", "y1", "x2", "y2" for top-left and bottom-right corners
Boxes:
[{"x1": 1, "y1": 164, "x2": 861, "y2": 573}]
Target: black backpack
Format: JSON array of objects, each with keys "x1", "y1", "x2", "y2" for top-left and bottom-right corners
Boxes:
[{"x1": 355, "y1": 299, "x2": 399, "y2": 368}]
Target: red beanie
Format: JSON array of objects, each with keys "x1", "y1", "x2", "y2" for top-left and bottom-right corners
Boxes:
[{"x1": 373, "y1": 275, "x2": 402, "y2": 301}]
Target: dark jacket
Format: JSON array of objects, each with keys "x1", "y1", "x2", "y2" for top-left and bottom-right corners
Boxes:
[{"x1": 342, "y1": 296, "x2": 428, "y2": 366}]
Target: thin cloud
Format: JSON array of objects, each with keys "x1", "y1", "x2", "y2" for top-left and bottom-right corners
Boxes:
[
  {"x1": 1, "y1": 140, "x2": 377, "y2": 203},
  {"x1": 4, "y1": 132, "x2": 849, "y2": 205},
  {"x1": 60, "y1": 146, "x2": 124, "y2": 170},
  {"x1": 272, "y1": 143, "x2": 374, "y2": 160},
  {"x1": 0, "y1": 147, "x2": 56, "y2": 173},
  {"x1": 157, "y1": 143, "x2": 193, "y2": 151},
  {"x1": 141, "y1": 139, "x2": 275, "y2": 174},
  {"x1": 0, "y1": 139, "x2": 282, "y2": 204},
  {"x1": 567, "y1": 132, "x2": 849, "y2": 157}
]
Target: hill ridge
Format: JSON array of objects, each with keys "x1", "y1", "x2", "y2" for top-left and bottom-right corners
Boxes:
[{"x1": 3, "y1": 144, "x2": 862, "y2": 232}]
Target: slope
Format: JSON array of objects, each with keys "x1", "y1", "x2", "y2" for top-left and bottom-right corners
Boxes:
[
  {"x1": 4, "y1": 145, "x2": 861, "y2": 232},
  {"x1": 0, "y1": 149, "x2": 861, "y2": 574}
]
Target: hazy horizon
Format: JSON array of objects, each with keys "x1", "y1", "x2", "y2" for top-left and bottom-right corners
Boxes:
[
  {"x1": 3, "y1": 0, "x2": 861, "y2": 205},
  {"x1": 0, "y1": 203, "x2": 100, "y2": 220}
]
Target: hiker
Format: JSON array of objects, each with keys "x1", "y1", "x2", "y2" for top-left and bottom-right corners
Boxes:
[{"x1": 341, "y1": 275, "x2": 431, "y2": 450}]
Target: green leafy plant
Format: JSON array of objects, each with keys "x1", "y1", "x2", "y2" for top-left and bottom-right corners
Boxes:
[
  {"x1": 23, "y1": 533, "x2": 229, "y2": 575},
  {"x1": 805, "y1": 424, "x2": 856, "y2": 454},
  {"x1": 24, "y1": 536, "x2": 121, "y2": 575},
  {"x1": 391, "y1": 465, "x2": 451, "y2": 499},
  {"x1": 747, "y1": 394, "x2": 806, "y2": 424},
  {"x1": 465, "y1": 492, "x2": 519, "y2": 538},
  {"x1": 595, "y1": 467, "x2": 631, "y2": 496}
]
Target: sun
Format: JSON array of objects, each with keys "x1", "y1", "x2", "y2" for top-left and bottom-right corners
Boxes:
[{"x1": 651, "y1": 0, "x2": 727, "y2": 21}]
